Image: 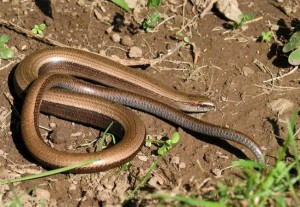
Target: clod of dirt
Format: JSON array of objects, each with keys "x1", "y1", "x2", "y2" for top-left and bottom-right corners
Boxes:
[
  {"x1": 50, "y1": 126, "x2": 68, "y2": 144},
  {"x1": 179, "y1": 162, "x2": 186, "y2": 169},
  {"x1": 203, "y1": 152, "x2": 212, "y2": 163},
  {"x1": 242, "y1": 66, "x2": 255, "y2": 76},
  {"x1": 121, "y1": 35, "x2": 134, "y2": 47},
  {"x1": 128, "y1": 46, "x2": 142, "y2": 58},
  {"x1": 113, "y1": 175, "x2": 131, "y2": 198},
  {"x1": 267, "y1": 98, "x2": 295, "y2": 115}
]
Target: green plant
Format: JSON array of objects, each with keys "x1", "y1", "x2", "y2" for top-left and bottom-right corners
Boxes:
[
  {"x1": 31, "y1": 23, "x2": 46, "y2": 35},
  {"x1": 128, "y1": 132, "x2": 180, "y2": 199},
  {"x1": 79, "y1": 121, "x2": 116, "y2": 151},
  {"x1": 283, "y1": 31, "x2": 300, "y2": 65},
  {"x1": 261, "y1": 31, "x2": 272, "y2": 42},
  {"x1": 0, "y1": 34, "x2": 14, "y2": 60},
  {"x1": 142, "y1": 0, "x2": 161, "y2": 32},
  {"x1": 152, "y1": 112, "x2": 300, "y2": 206},
  {"x1": 97, "y1": 122, "x2": 116, "y2": 151},
  {"x1": 110, "y1": 0, "x2": 129, "y2": 11},
  {"x1": 234, "y1": 13, "x2": 254, "y2": 28}
]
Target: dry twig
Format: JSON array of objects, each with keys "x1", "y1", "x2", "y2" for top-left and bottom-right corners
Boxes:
[{"x1": 263, "y1": 66, "x2": 299, "y2": 83}]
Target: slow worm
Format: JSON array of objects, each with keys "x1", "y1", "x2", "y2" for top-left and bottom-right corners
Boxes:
[{"x1": 15, "y1": 47, "x2": 264, "y2": 173}]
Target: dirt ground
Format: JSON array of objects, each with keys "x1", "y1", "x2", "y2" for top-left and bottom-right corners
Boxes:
[{"x1": 0, "y1": 0, "x2": 300, "y2": 206}]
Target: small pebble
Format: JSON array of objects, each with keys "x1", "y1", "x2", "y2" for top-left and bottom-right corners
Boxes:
[
  {"x1": 148, "y1": 176, "x2": 164, "y2": 188},
  {"x1": 211, "y1": 168, "x2": 223, "y2": 177},
  {"x1": 94, "y1": 9, "x2": 102, "y2": 20},
  {"x1": 105, "y1": 26, "x2": 113, "y2": 34},
  {"x1": 49, "y1": 122, "x2": 56, "y2": 129},
  {"x1": 137, "y1": 155, "x2": 148, "y2": 162},
  {"x1": 16, "y1": 41, "x2": 28, "y2": 51},
  {"x1": 270, "y1": 24, "x2": 279, "y2": 31},
  {"x1": 203, "y1": 152, "x2": 212, "y2": 163},
  {"x1": 170, "y1": 156, "x2": 180, "y2": 165},
  {"x1": 111, "y1": 33, "x2": 121, "y2": 43},
  {"x1": 128, "y1": 46, "x2": 142, "y2": 58}
]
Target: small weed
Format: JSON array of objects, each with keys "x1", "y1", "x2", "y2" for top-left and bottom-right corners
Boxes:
[
  {"x1": 282, "y1": 31, "x2": 300, "y2": 65},
  {"x1": 142, "y1": 0, "x2": 161, "y2": 32},
  {"x1": 234, "y1": 13, "x2": 254, "y2": 29},
  {"x1": 97, "y1": 122, "x2": 116, "y2": 151},
  {"x1": 0, "y1": 34, "x2": 14, "y2": 60},
  {"x1": 128, "y1": 132, "x2": 180, "y2": 199},
  {"x1": 78, "y1": 122, "x2": 116, "y2": 151},
  {"x1": 110, "y1": 0, "x2": 129, "y2": 11},
  {"x1": 261, "y1": 31, "x2": 272, "y2": 42},
  {"x1": 119, "y1": 162, "x2": 133, "y2": 171},
  {"x1": 31, "y1": 23, "x2": 46, "y2": 35}
]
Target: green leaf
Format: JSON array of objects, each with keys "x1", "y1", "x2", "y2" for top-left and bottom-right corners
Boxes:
[
  {"x1": 261, "y1": 31, "x2": 272, "y2": 42},
  {"x1": 239, "y1": 13, "x2": 254, "y2": 22},
  {"x1": 110, "y1": 0, "x2": 129, "y2": 11},
  {"x1": 166, "y1": 139, "x2": 172, "y2": 146},
  {"x1": 31, "y1": 28, "x2": 38, "y2": 34},
  {"x1": 0, "y1": 47, "x2": 14, "y2": 59},
  {"x1": 283, "y1": 41, "x2": 296, "y2": 53},
  {"x1": 38, "y1": 23, "x2": 46, "y2": 30},
  {"x1": 0, "y1": 34, "x2": 9, "y2": 44},
  {"x1": 288, "y1": 48, "x2": 300, "y2": 65},
  {"x1": 151, "y1": 11, "x2": 160, "y2": 24},
  {"x1": 171, "y1": 132, "x2": 180, "y2": 144},
  {"x1": 147, "y1": 0, "x2": 160, "y2": 8},
  {"x1": 158, "y1": 146, "x2": 166, "y2": 155},
  {"x1": 143, "y1": 11, "x2": 161, "y2": 32},
  {"x1": 283, "y1": 31, "x2": 300, "y2": 53},
  {"x1": 232, "y1": 159, "x2": 264, "y2": 169},
  {"x1": 183, "y1": 36, "x2": 190, "y2": 43}
]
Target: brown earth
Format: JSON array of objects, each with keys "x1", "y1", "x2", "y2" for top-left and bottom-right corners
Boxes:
[{"x1": 0, "y1": 0, "x2": 300, "y2": 206}]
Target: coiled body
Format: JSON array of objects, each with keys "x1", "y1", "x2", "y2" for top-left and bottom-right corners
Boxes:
[{"x1": 15, "y1": 47, "x2": 263, "y2": 173}]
